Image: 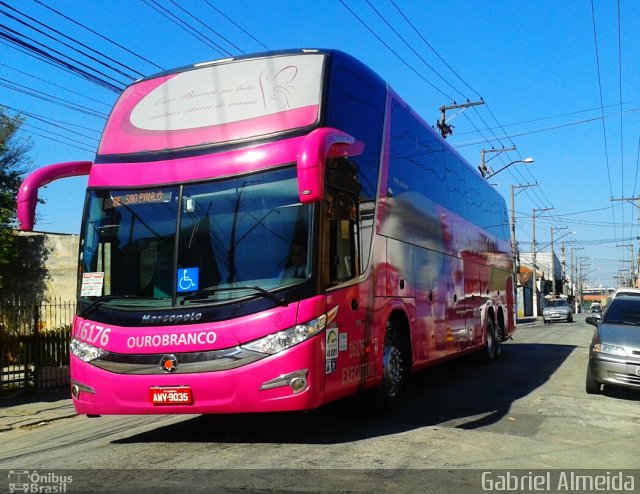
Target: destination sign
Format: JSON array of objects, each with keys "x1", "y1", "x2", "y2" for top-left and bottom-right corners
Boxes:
[{"x1": 104, "y1": 191, "x2": 172, "y2": 209}]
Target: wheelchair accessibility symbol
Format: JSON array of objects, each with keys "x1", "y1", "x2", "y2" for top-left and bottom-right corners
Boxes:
[{"x1": 177, "y1": 267, "x2": 199, "y2": 292}]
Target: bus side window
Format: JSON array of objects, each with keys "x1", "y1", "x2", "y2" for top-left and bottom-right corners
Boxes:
[{"x1": 326, "y1": 189, "x2": 358, "y2": 286}]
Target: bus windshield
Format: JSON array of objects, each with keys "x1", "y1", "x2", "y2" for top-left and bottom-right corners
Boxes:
[{"x1": 79, "y1": 166, "x2": 311, "y2": 309}]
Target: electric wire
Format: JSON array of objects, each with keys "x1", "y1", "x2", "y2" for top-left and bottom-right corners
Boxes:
[
  {"x1": 0, "y1": 2, "x2": 140, "y2": 80},
  {"x1": 337, "y1": 0, "x2": 455, "y2": 101},
  {"x1": 33, "y1": 0, "x2": 164, "y2": 72},
  {"x1": 142, "y1": 0, "x2": 230, "y2": 56},
  {"x1": 0, "y1": 78, "x2": 109, "y2": 119},
  {"x1": 202, "y1": 0, "x2": 269, "y2": 51},
  {"x1": 363, "y1": 0, "x2": 466, "y2": 98},
  {"x1": 0, "y1": 62, "x2": 111, "y2": 108},
  {"x1": 0, "y1": 26, "x2": 124, "y2": 92},
  {"x1": 167, "y1": 0, "x2": 245, "y2": 55}
]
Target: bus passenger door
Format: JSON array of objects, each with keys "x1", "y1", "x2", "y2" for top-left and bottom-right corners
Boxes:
[{"x1": 322, "y1": 177, "x2": 374, "y2": 400}]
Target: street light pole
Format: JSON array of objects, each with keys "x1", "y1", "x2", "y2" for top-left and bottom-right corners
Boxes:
[
  {"x1": 479, "y1": 147, "x2": 516, "y2": 177},
  {"x1": 484, "y1": 157, "x2": 534, "y2": 179},
  {"x1": 510, "y1": 183, "x2": 537, "y2": 318}
]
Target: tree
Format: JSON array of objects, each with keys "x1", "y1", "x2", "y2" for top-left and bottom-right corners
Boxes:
[
  {"x1": 0, "y1": 106, "x2": 31, "y2": 264},
  {"x1": 0, "y1": 107, "x2": 52, "y2": 303}
]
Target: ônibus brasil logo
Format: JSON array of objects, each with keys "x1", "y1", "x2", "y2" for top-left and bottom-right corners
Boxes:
[{"x1": 7, "y1": 470, "x2": 73, "y2": 493}]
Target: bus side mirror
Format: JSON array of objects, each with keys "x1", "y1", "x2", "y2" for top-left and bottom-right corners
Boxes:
[
  {"x1": 296, "y1": 128, "x2": 364, "y2": 204},
  {"x1": 17, "y1": 161, "x2": 93, "y2": 231}
]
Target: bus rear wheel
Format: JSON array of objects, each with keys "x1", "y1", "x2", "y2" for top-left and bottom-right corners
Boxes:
[
  {"x1": 483, "y1": 317, "x2": 498, "y2": 363},
  {"x1": 376, "y1": 323, "x2": 407, "y2": 410}
]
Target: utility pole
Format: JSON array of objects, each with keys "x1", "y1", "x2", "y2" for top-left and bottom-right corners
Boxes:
[
  {"x1": 550, "y1": 226, "x2": 567, "y2": 296},
  {"x1": 532, "y1": 208, "x2": 552, "y2": 317},
  {"x1": 561, "y1": 243, "x2": 567, "y2": 295},
  {"x1": 616, "y1": 244, "x2": 635, "y2": 287},
  {"x1": 437, "y1": 100, "x2": 484, "y2": 139},
  {"x1": 610, "y1": 197, "x2": 640, "y2": 288},
  {"x1": 570, "y1": 246, "x2": 583, "y2": 311},
  {"x1": 510, "y1": 183, "x2": 537, "y2": 318}
]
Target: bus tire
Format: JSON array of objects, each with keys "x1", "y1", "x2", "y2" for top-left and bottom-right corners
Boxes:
[
  {"x1": 494, "y1": 315, "x2": 504, "y2": 360},
  {"x1": 375, "y1": 322, "x2": 407, "y2": 411},
  {"x1": 585, "y1": 364, "x2": 600, "y2": 394},
  {"x1": 483, "y1": 317, "x2": 497, "y2": 363}
]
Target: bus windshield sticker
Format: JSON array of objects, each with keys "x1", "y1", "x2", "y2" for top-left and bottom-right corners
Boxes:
[
  {"x1": 81, "y1": 272, "x2": 104, "y2": 297},
  {"x1": 104, "y1": 191, "x2": 173, "y2": 209},
  {"x1": 177, "y1": 267, "x2": 199, "y2": 293}
]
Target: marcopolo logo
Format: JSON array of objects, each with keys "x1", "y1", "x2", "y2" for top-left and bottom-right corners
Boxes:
[
  {"x1": 141, "y1": 312, "x2": 202, "y2": 324},
  {"x1": 7, "y1": 470, "x2": 72, "y2": 493}
]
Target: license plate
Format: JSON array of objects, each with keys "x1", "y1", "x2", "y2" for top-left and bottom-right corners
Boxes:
[{"x1": 149, "y1": 386, "x2": 193, "y2": 405}]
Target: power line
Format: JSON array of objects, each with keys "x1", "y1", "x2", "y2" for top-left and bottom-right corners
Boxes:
[
  {"x1": 0, "y1": 78, "x2": 109, "y2": 119},
  {"x1": 336, "y1": 0, "x2": 455, "y2": 101},
  {"x1": 388, "y1": 0, "x2": 480, "y2": 99},
  {"x1": 363, "y1": 0, "x2": 466, "y2": 99},
  {"x1": 0, "y1": 26, "x2": 124, "y2": 92},
  {"x1": 142, "y1": 0, "x2": 230, "y2": 56},
  {"x1": 167, "y1": 0, "x2": 244, "y2": 55},
  {"x1": 0, "y1": 2, "x2": 140, "y2": 81},
  {"x1": 0, "y1": 62, "x2": 112, "y2": 108},
  {"x1": 32, "y1": 0, "x2": 164, "y2": 72},
  {"x1": 202, "y1": 0, "x2": 269, "y2": 51}
]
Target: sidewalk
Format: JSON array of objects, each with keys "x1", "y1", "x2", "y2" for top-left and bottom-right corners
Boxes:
[{"x1": 0, "y1": 389, "x2": 76, "y2": 432}]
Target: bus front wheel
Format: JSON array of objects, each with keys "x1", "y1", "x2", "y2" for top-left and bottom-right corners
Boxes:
[{"x1": 376, "y1": 322, "x2": 407, "y2": 411}]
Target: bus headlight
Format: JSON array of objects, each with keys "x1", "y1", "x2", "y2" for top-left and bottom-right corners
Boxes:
[
  {"x1": 242, "y1": 306, "x2": 338, "y2": 355},
  {"x1": 70, "y1": 337, "x2": 108, "y2": 362}
]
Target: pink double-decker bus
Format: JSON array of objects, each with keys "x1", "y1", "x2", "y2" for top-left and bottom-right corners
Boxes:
[{"x1": 17, "y1": 49, "x2": 514, "y2": 415}]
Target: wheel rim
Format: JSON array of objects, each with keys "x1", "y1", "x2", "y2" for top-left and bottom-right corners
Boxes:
[{"x1": 383, "y1": 338, "x2": 404, "y2": 398}]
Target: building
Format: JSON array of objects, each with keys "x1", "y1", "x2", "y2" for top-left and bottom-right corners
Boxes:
[{"x1": 517, "y1": 251, "x2": 565, "y2": 318}]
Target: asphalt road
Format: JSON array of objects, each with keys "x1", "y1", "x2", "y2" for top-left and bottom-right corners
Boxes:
[{"x1": 1, "y1": 313, "x2": 638, "y2": 493}]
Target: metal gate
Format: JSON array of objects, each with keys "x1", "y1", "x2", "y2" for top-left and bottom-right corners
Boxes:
[{"x1": 0, "y1": 298, "x2": 75, "y2": 394}]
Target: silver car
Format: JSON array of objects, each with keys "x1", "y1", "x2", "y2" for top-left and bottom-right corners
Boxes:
[
  {"x1": 585, "y1": 294, "x2": 640, "y2": 394},
  {"x1": 542, "y1": 299, "x2": 573, "y2": 324}
]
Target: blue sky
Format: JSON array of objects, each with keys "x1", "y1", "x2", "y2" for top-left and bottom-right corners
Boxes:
[{"x1": 2, "y1": 0, "x2": 639, "y2": 288}]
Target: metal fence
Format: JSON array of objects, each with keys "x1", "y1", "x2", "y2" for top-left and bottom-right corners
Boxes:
[{"x1": 0, "y1": 298, "x2": 75, "y2": 394}]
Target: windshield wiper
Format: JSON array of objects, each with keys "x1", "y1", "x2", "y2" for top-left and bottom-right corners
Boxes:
[
  {"x1": 79, "y1": 294, "x2": 160, "y2": 317},
  {"x1": 181, "y1": 285, "x2": 287, "y2": 306}
]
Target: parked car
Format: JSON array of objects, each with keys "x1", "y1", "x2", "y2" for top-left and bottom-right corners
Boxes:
[
  {"x1": 613, "y1": 287, "x2": 640, "y2": 298},
  {"x1": 542, "y1": 298, "x2": 573, "y2": 324},
  {"x1": 590, "y1": 302, "x2": 602, "y2": 314},
  {"x1": 585, "y1": 294, "x2": 640, "y2": 394}
]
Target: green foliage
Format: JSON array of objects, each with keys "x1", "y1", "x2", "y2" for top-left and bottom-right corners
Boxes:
[
  {"x1": 0, "y1": 106, "x2": 31, "y2": 227},
  {"x1": 0, "y1": 106, "x2": 35, "y2": 292}
]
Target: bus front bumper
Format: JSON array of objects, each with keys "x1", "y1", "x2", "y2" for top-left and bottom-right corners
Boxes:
[{"x1": 70, "y1": 338, "x2": 325, "y2": 415}]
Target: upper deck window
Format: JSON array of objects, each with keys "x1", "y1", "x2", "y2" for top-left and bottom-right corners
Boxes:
[{"x1": 98, "y1": 54, "x2": 325, "y2": 156}]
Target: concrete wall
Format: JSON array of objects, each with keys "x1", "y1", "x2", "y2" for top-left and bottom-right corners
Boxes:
[{"x1": 41, "y1": 233, "x2": 79, "y2": 302}]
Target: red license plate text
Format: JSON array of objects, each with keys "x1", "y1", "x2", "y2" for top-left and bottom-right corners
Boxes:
[{"x1": 149, "y1": 386, "x2": 193, "y2": 405}]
